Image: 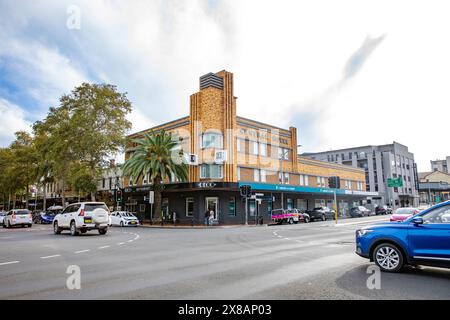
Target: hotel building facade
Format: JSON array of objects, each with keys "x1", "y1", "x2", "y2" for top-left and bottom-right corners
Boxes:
[{"x1": 123, "y1": 70, "x2": 377, "y2": 224}]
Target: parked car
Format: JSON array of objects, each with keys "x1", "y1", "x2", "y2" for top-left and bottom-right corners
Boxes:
[
  {"x1": 35, "y1": 211, "x2": 56, "y2": 224},
  {"x1": 53, "y1": 202, "x2": 110, "y2": 236},
  {"x1": 350, "y1": 206, "x2": 371, "y2": 218},
  {"x1": 2, "y1": 209, "x2": 32, "y2": 228},
  {"x1": 390, "y1": 207, "x2": 419, "y2": 222},
  {"x1": 375, "y1": 205, "x2": 392, "y2": 215},
  {"x1": 355, "y1": 201, "x2": 450, "y2": 272},
  {"x1": 111, "y1": 211, "x2": 139, "y2": 227},
  {"x1": 0, "y1": 211, "x2": 7, "y2": 226},
  {"x1": 306, "y1": 207, "x2": 335, "y2": 221}
]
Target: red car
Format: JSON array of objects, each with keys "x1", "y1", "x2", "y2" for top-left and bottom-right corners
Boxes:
[{"x1": 390, "y1": 207, "x2": 419, "y2": 222}]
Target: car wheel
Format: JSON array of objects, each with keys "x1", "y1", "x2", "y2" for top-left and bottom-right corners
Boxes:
[
  {"x1": 70, "y1": 221, "x2": 79, "y2": 236},
  {"x1": 28, "y1": 224, "x2": 32, "y2": 228},
  {"x1": 288, "y1": 218, "x2": 294, "y2": 224},
  {"x1": 98, "y1": 228, "x2": 107, "y2": 235},
  {"x1": 53, "y1": 221, "x2": 61, "y2": 235},
  {"x1": 373, "y1": 243, "x2": 404, "y2": 273},
  {"x1": 120, "y1": 221, "x2": 124, "y2": 227},
  {"x1": 304, "y1": 216, "x2": 310, "y2": 223},
  {"x1": 321, "y1": 214, "x2": 326, "y2": 221}
]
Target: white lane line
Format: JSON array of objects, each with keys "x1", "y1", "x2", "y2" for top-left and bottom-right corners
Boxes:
[
  {"x1": 277, "y1": 235, "x2": 283, "y2": 238},
  {"x1": 0, "y1": 261, "x2": 20, "y2": 266},
  {"x1": 127, "y1": 240, "x2": 133, "y2": 243},
  {"x1": 98, "y1": 245, "x2": 110, "y2": 249},
  {"x1": 335, "y1": 218, "x2": 389, "y2": 227},
  {"x1": 75, "y1": 249, "x2": 90, "y2": 254},
  {"x1": 40, "y1": 254, "x2": 61, "y2": 259},
  {"x1": 284, "y1": 238, "x2": 290, "y2": 240},
  {"x1": 117, "y1": 242, "x2": 125, "y2": 245}
]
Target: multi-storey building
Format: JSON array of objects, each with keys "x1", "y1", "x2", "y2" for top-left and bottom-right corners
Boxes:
[
  {"x1": 123, "y1": 70, "x2": 376, "y2": 224},
  {"x1": 302, "y1": 142, "x2": 420, "y2": 208},
  {"x1": 431, "y1": 157, "x2": 450, "y2": 173},
  {"x1": 418, "y1": 171, "x2": 450, "y2": 205}
]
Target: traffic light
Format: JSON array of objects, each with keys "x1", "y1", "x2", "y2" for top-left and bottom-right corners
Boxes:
[
  {"x1": 116, "y1": 189, "x2": 123, "y2": 203},
  {"x1": 240, "y1": 185, "x2": 252, "y2": 197},
  {"x1": 328, "y1": 176, "x2": 341, "y2": 189}
]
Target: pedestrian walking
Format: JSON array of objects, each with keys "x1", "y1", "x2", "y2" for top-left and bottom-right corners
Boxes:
[
  {"x1": 209, "y1": 210, "x2": 215, "y2": 226},
  {"x1": 204, "y1": 210, "x2": 210, "y2": 226}
]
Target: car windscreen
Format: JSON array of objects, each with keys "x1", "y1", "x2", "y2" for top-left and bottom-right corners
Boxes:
[
  {"x1": 395, "y1": 208, "x2": 416, "y2": 215},
  {"x1": 15, "y1": 210, "x2": 30, "y2": 215},
  {"x1": 84, "y1": 204, "x2": 109, "y2": 212},
  {"x1": 313, "y1": 207, "x2": 322, "y2": 211}
]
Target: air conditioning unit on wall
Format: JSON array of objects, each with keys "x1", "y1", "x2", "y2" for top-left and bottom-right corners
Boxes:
[{"x1": 214, "y1": 150, "x2": 227, "y2": 163}]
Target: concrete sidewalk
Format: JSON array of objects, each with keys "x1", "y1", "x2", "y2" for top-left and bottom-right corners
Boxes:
[{"x1": 139, "y1": 223, "x2": 268, "y2": 229}]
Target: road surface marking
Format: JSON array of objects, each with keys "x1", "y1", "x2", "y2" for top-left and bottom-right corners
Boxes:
[
  {"x1": 335, "y1": 218, "x2": 388, "y2": 227},
  {"x1": 127, "y1": 240, "x2": 133, "y2": 243},
  {"x1": 40, "y1": 255, "x2": 61, "y2": 259},
  {"x1": 75, "y1": 249, "x2": 90, "y2": 254},
  {"x1": 117, "y1": 242, "x2": 125, "y2": 245},
  {"x1": 98, "y1": 245, "x2": 110, "y2": 249},
  {"x1": 0, "y1": 261, "x2": 20, "y2": 266}
]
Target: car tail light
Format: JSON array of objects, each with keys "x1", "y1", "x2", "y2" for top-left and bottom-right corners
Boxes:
[
  {"x1": 12, "y1": 214, "x2": 16, "y2": 220},
  {"x1": 29, "y1": 213, "x2": 32, "y2": 219},
  {"x1": 79, "y1": 209, "x2": 85, "y2": 216}
]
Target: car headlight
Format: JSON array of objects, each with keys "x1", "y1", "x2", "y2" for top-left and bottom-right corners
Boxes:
[{"x1": 356, "y1": 229, "x2": 373, "y2": 237}]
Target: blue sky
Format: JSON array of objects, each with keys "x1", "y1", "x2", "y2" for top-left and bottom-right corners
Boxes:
[{"x1": 1, "y1": 0, "x2": 450, "y2": 171}]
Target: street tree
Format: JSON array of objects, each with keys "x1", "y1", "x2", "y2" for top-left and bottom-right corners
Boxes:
[{"x1": 122, "y1": 130, "x2": 188, "y2": 222}]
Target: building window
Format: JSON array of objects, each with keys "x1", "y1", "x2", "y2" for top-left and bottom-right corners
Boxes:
[
  {"x1": 260, "y1": 170, "x2": 267, "y2": 183},
  {"x1": 200, "y1": 164, "x2": 223, "y2": 179},
  {"x1": 139, "y1": 204, "x2": 146, "y2": 212},
  {"x1": 237, "y1": 139, "x2": 242, "y2": 152},
  {"x1": 251, "y1": 141, "x2": 258, "y2": 155},
  {"x1": 249, "y1": 199, "x2": 256, "y2": 217},
  {"x1": 260, "y1": 143, "x2": 267, "y2": 157},
  {"x1": 201, "y1": 132, "x2": 223, "y2": 149},
  {"x1": 278, "y1": 147, "x2": 289, "y2": 160},
  {"x1": 317, "y1": 176, "x2": 326, "y2": 187},
  {"x1": 254, "y1": 169, "x2": 260, "y2": 182},
  {"x1": 237, "y1": 167, "x2": 241, "y2": 180},
  {"x1": 228, "y1": 197, "x2": 236, "y2": 216},
  {"x1": 186, "y1": 197, "x2": 194, "y2": 217},
  {"x1": 284, "y1": 172, "x2": 290, "y2": 184}
]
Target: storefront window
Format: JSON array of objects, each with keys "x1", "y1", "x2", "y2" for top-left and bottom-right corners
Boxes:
[
  {"x1": 228, "y1": 197, "x2": 236, "y2": 216},
  {"x1": 297, "y1": 199, "x2": 307, "y2": 210},
  {"x1": 186, "y1": 197, "x2": 194, "y2": 217},
  {"x1": 287, "y1": 198, "x2": 293, "y2": 210},
  {"x1": 268, "y1": 200, "x2": 273, "y2": 215},
  {"x1": 249, "y1": 199, "x2": 256, "y2": 217},
  {"x1": 315, "y1": 199, "x2": 326, "y2": 207},
  {"x1": 161, "y1": 198, "x2": 169, "y2": 218}
]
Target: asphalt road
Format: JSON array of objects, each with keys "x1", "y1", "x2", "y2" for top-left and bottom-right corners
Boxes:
[{"x1": 0, "y1": 216, "x2": 449, "y2": 300}]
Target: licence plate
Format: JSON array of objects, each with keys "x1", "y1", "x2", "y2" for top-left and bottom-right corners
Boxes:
[
  {"x1": 130, "y1": 221, "x2": 136, "y2": 224},
  {"x1": 84, "y1": 218, "x2": 92, "y2": 224}
]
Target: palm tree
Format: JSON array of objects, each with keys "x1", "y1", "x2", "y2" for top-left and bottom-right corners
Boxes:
[{"x1": 123, "y1": 130, "x2": 188, "y2": 223}]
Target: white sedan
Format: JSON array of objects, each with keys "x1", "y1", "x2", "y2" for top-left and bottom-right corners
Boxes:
[
  {"x1": 0, "y1": 211, "x2": 7, "y2": 225},
  {"x1": 3, "y1": 209, "x2": 33, "y2": 228},
  {"x1": 110, "y1": 211, "x2": 139, "y2": 227}
]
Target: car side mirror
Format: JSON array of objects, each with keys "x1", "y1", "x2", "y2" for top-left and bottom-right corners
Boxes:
[{"x1": 412, "y1": 217, "x2": 424, "y2": 225}]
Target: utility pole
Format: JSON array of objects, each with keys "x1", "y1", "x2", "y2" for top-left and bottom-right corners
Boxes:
[{"x1": 334, "y1": 188, "x2": 338, "y2": 225}]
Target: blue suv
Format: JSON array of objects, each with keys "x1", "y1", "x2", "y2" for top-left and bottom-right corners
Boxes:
[{"x1": 356, "y1": 201, "x2": 450, "y2": 272}]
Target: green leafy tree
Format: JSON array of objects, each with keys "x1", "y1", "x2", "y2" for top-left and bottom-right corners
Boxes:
[
  {"x1": 57, "y1": 83, "x2": 132, "y2": 201},
  {"x1": 123, "y1": 130, "x2": 188, "y2": 222},
  {"x1": 8, "y1": 132, "x2": 38, "y2": 209},
  {"x1": 33, "y1": 82, "x2": 132, "y2": 205}
]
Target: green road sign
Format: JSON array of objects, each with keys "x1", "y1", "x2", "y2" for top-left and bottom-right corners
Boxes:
[{"x1": 387, "y1": 177, "x2": 404, "y2": 188}]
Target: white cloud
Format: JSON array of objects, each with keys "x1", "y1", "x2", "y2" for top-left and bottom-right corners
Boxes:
[{"x1": 0, "y1": 98, "x2": 31, "y2": 147}]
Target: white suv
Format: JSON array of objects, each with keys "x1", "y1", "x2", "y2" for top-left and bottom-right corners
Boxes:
[{"x1": 53, "y1": 202, "x2": 110, "y2": 236}]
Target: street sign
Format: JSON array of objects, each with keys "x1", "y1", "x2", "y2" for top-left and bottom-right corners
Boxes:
[
  {"x1": 149, "y1": 191, "x2": 154, "y2": 204},
  {"x1": 387, "y1": 177, "x2": 404, "y2": 188}
]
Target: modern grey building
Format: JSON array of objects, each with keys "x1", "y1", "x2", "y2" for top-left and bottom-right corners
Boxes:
[
  {"x1": 431, "y1": 157, "x2": 450, "y2": 173},
  {"x1": 302, "y1": 142, "x2": 419, "y2": 207}
]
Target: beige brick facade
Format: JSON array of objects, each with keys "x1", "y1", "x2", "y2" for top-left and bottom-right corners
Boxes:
[{"x1": 125, "y1": 70, "x2": 366, "y2": 191}]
